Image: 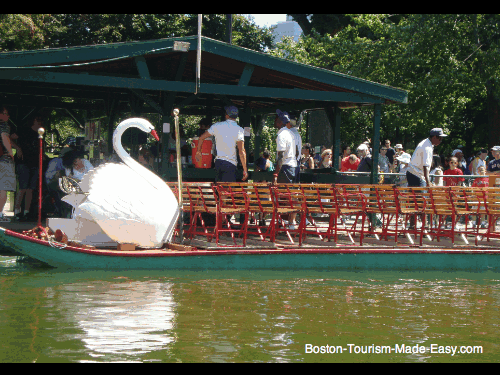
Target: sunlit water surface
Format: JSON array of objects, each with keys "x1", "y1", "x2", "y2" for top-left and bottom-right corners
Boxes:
[{"x1": 1, "y1": 255, "x2": 499, "y2": 362}]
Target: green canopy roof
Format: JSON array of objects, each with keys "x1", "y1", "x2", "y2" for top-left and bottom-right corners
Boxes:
[{"x1": 0, "y1": 35, "x2": 408, "y2": 115}]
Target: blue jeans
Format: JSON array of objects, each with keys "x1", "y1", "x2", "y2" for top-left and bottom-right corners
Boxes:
[
  {"x1": 277, "y1": 165, "x2": 298, "y2": 184},
  {"x1": 406, "y1": 171, "x2": 426, "y2": 187},
  {"x1": 214, "y1": 159, "x2": 237, "y2": 182}
]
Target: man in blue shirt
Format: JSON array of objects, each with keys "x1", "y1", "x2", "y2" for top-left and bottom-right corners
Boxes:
[{"x1": 487, "y1": 146, "x2": 500, "y2": 186}]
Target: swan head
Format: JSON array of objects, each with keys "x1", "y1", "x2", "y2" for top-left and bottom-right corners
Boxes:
[
  {"x1": 115, "y1": 118, "x2": 160, "y2": 142},
  {"x1": 134, "y1": 118, "x2": 160, "y2": 141}
]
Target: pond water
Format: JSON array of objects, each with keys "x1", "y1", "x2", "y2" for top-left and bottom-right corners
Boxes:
[{"x1": 1, "y1": 256, "x2": 498, "y2": 362}]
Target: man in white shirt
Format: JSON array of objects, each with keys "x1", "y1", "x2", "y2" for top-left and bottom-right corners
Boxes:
[
  {"x1": 289, "y1": 113, "x2": 302, "y2": 182},
  {"x1": 273, "y1": 109, "x2": 298, "y2": 184},
  {"x1": 407, "y1": 128, "x2": 447, "y2": 187},
  {"x1": 195, "y1": 106, "x2": 248, "y2": 182}
]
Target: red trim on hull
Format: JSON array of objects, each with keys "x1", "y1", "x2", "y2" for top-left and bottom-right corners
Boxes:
[{"x1": 5, "y1": 228, "x2": 500, "y2": 258}]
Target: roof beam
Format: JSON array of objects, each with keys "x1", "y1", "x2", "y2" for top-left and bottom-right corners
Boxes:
[
  {"x1": 0, "y1": 69, "x2": 195, "y2": 95},
  {"x1": 238, "y1": 64, "x2": 254, "y2": 87},
  {"x1": 130, "y1": 88, "x2": 164, "y2": 115},
  {"x1": 0, "y1": 36, "x2": 198, "y2": 68},
  {"x1": 134, "y1": 56, "x2": 151, "y2": 80},
  {"x1": 200, "y1": 83, "x2": 384, "y2": 103},
  {"x1": 0, "y1": 68, "x2": 385, "y2": 110}
]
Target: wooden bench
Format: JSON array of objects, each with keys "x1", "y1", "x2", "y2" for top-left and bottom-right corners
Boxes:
[{"x1": 216, "y1": 182, "x2": 274, "y2": 242}]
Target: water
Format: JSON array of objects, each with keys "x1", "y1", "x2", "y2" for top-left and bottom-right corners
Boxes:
[{"x1": 1, "y1": 255, "x2": 499, "y2": 363}]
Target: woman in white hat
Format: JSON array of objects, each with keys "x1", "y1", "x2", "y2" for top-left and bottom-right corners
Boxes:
[
  {"x1": 394, "y1": 144, "x2": 404, "y2": 158},
  {"x1": 395, "y1": 152, "x2": 411, "y2": 187}
]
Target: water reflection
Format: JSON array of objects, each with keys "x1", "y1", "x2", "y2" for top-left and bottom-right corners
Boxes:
[{"x1": 61, "y1": 278, "x2": 177, "y2": 361}]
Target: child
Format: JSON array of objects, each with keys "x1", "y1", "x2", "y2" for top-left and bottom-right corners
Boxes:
[
  {"x1": 443, "y1": 157, "x2": 465, "y2": 186},
  {"x1": 472, "y1": 165, "x2": 489, "y2": 187}
]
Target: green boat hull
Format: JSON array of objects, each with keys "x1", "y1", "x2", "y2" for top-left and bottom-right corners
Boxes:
[{"x1": 3, "y1": 227, "x2": 500, "y2": 271}]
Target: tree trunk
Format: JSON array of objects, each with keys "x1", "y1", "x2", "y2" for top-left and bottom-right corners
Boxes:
[{"x1": 488, "y1": 80, "x2": 500, "y2": 150}]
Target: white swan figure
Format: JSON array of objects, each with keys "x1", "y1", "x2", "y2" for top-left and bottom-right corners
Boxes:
[{"x1": 61, "y1": 118, "x2": 179, "y2": 248}]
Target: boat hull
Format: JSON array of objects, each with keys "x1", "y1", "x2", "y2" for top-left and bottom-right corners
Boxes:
[{"x1": 3, "y1": 227, "x2": 500, "y2": 271}]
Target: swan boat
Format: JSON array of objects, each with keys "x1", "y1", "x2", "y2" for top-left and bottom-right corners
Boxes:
[
  {"x1": 4, "y1": 225, "x2": 500, "y2": 270},
  {"x1": 3, "y1": 116, "x2": 500, "y2": 271}
]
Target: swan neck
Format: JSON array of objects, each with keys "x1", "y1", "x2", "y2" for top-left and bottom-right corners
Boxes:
[{"x1": 113, "y1": 120, "x2": 162, "y2": 187}]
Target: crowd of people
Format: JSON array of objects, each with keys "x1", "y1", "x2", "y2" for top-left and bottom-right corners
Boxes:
[{"x1": 2, "y1": 102, "x2": 499, "y2": 225}]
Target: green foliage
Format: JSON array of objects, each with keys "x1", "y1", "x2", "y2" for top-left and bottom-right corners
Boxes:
[
  {"x1": 0, "y1": 14, "x2": 273, "y2": 148},
  {"x1": 0, "y1": 14, "x2": 273, "y2": 52},
  {"x1": 276, "y1": 14, "x2": 500, "y2": 156}
]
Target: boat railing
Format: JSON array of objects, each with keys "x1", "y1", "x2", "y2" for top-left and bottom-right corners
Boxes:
[{"x1": 166, "y1": 182, "x2": 500, "y2": 247}]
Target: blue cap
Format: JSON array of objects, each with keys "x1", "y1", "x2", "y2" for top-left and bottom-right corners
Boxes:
[
  {"x1": 276, "y1": 109, "x2": 290, "y2": 124},
  {"x1": 429, "y1": 128, "x2": 448, "y2": 137},
  {"x1": 225, "y1": 106, "x2": 239, "y2": 118}
]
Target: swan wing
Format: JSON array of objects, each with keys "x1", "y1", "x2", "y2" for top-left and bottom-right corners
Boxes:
[
  {"x1": 77, "y1": 162, "x2": 179, "y2": 247},
  {"x1": 61, "y1": 192, "x2": 87, "y2": 208}
]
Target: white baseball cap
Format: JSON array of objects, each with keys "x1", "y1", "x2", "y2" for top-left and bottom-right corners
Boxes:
[{"x1": 396, "y1": 152, "x2": 411, "y2": 164}]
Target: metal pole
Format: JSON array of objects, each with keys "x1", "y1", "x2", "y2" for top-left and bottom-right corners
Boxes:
[
  {"x1": 37, "y1": 127, "x2": 45, "y2": 228},
  {"x1": 196, "y1": 14, "x2": 202, "y2": 94},
  {"x1": 173, "y1": 108, "x2": 184, "y2": 242},
  {"x1": 226, "y1": 14, "x2": 232, "y2": 44}
]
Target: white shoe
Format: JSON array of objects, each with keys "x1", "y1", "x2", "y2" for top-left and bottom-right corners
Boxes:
[{"x1": 288, "y1": 223, "x2": 298, "y2": 230}]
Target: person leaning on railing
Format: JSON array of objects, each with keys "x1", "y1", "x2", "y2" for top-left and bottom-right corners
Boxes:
[{"x1": 406, "y1": 128, "x2": 447, "y2": 187}]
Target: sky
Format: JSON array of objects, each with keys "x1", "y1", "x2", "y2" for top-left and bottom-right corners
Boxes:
[{"x1": 247, "y1": 14, "x2": 287, "y2": 28}]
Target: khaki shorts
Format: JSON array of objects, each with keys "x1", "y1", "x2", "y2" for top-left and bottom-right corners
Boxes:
[{"x1": 0, "y1": 159, "x2": 16, "y2": 191}]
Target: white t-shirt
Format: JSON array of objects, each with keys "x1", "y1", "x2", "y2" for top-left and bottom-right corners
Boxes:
[
  {"x1": 276, "y1": 127, "x2": 297, "y2": 167},
  {"x1": 290, "y1": 127, "x2": 302, "y2": 164},
  {"x1": 207, "y1": 120, "x2": 244, "y2": 166},
  {"x1": 407, "y1": 138, "x2": 433, "y2": 179}
]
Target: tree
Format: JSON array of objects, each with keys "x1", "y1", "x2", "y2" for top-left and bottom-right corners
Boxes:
[
  {"x1": 0, "y1": 14, "x2": 275, "y2": 149},
  {"x1": 1, "y1": 14, "x2": 274, "y2": 53},
  {"x1": 273, "y1": 14, "x2": 500, "y2": 156}
]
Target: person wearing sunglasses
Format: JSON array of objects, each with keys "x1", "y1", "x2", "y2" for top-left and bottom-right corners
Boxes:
[{"x1": 443, "y1": 156, "x2": 465, "y2": 186}]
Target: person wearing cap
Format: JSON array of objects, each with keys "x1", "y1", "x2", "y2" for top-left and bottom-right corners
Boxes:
[
  {"x1": 395, "y1": 144, "x2": 404, "y2": 157},
  {"x1": 395, "y1": 152, "x2": 411, "y2": 187},
  {"x1": 195, "y1": 106, "x2": 247, "y2": 182},
  {"x1": 356, "y1": 143, "x2": 373, "y2": 173},
  {"x1": 487, "y1": 146, "x2": 500, "y2": 186},
  {"x1": 407, "y1": 128, "x2": 447, "y2": 187},
  {"x1": 273, "y1": 109, "x2": 298, "y2": 184}
]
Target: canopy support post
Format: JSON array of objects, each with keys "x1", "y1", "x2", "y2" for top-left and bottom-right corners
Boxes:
[{"x1": 370, "y1": 104, "x2": 382, "y2": 184}]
